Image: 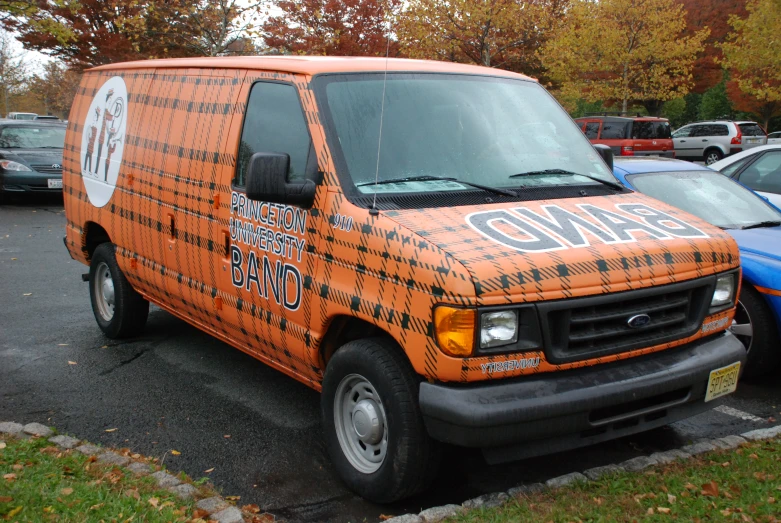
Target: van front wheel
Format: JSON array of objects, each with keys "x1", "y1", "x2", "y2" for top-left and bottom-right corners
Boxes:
[
  {"x1": 89, "y1": 243, "x2": 149, "y2": 339},
  {"x1": 322, "y1": 338, "x2": 440, "y2": 502}
]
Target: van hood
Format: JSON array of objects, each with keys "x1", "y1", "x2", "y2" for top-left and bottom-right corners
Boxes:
[{"x1": 385, "y1": 194, "x2": 738, "y2": 305}]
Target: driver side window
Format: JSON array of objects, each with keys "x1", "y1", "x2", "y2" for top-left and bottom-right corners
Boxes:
[
  {"x1": 673, "y1": 127, "x2": 692, "y2": 138},
  {"x1": 235, "y1": 82, "x2": 317, "y2": 187}
]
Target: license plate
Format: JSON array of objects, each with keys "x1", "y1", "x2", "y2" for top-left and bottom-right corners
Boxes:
[
  {"x1": 705, "y1": 362, "x2": 741, "y2": 402},
  {"x1": 48, "y1": 179, "x2": 62, "y2": 189},
  {"x1": 747, "y1": 138, "x2": 760, "y2": 144}
]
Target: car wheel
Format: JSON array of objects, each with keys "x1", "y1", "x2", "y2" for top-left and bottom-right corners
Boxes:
[
  {"x1": 89, "y1": 243, "x2": 149, "y2": 338},
  {"x1": 704, "y1": 148, "x2": 724, "y2": 165},
  {"x1": 321, "y1": 337, "x2": 440, "y2": 503},
  {"x1": 730, "y1": 284, "x2": 780, "y2": 378}
]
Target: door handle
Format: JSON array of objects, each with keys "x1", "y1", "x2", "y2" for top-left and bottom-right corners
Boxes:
[
  {"x1": 680, "y1": 140, "x2": 686, "y2": 143},
  {"x1": 167, "y1": 214, "x2": 176, "y2": 240},
  {"x1": 222, "y1": 230, "x2": 230, "y2": 258},
  {"x1": 702, "y1": 139, "x2": 708, "y2": 142}
]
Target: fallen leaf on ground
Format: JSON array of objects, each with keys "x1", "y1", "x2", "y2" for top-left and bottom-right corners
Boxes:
[
  {"x1": 131, "y1": 453, "x2": 140, "y2": 459},
  {"x1": 3, "y1": 473, "x2": 16, "y2": 481},
  {"x1": 60, "y1": 488, "x2": 73, "y2": 496},
  {"x1": 701, "y1": 481, "x2": 719, "y2": 497},
  {"x1": 379, "y1": 515, "x2": 393, "y2": 521},
  {"x1": 593, "y1": 497, "x2": 603, "y2": 506},
  {"x1": 170, "y1": 450, "x2": 180, "y2": 455},
  {"x1": 722, "y1": 462, "x2": 730, "y2": 467},
  {"x1": 225, "y1": 495, "x2": 240, "y2": 501},
  {"x1": 242, "y1": 504, "x2": 261, "y2": 514},
  {"x1": 68, "y1": 361, "x2": 77, "y2": 365},
  {"x1": 23, "y1": 293, "x2": 32, "y2": 296},
  {"x1": 721, "y1": 509, "x2": 733, "y2": 516},
  {"x1": 89, "y1": 503, "x2": 104, "y2": 510},
  {"x1": 148, "y1": 497, "x2": 159, "y2": 507},
  {"x1": 0, "y1": 442, "x2": 5, "y2": 449},
  {"x1": 769, "y1": 497, "x2": 776, "y2": 503},
  {"x1": 204, "y1": 468, "x2": 214, "y2": 473},
  {"x1": 667, "y1": 494, "x2": 677, "y2": 504},
  {"x1": 124, "y1": 489, "x2": 140, "y2": 500},
  {"x1": 6, "y1": 507, "x2": 22, "y2": 518},
  {"x1": 224, "y1": 435, "x2": 231, "y2": 438},
  {"x1": 12, "y1": 464, "x2": 22, "y2": 471},
  {"x1": 684, "y1": 483, "x2": 698, "y2": 490},
  {"x1": 105, "y1": 428, "x2": 118, "y2": 432},
  {"x1": 647, "y1": 508, "x2": 654, "y2": 515},
  {"x1": 657, "y1": 507, "x2": 671, "y2": 514},
  {"x1": 0, "y1": 496, "x2": 12, "y2": 503},
  {"x1": 192, "y1": 509, "x2": 210, "y2": 519},
  {"x1": 749, "y1": 453, "x2": 759, "y2": 459}
]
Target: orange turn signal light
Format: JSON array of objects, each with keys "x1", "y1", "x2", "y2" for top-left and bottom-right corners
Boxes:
[{"x1": 434, "y1": 306, "x2": 475, "y2": 357}]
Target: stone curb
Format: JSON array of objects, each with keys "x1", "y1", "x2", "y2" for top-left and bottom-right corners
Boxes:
[
  {"x1": 383, "y1": 425, "x2": 780, "y2": 523},
  {"x1": 0, "y1": 420, "x2": 266, "y2": 522}
]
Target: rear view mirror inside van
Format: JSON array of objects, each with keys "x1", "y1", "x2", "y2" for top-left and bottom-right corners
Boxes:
[{"x1": 245, "y1": 152, "x2": 317, "y2": 207}]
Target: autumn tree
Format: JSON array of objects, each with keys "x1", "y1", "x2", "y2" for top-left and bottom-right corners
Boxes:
[
  {"x1": 8, "y1": 0, "x2": 258, "y2": 68},
  {"x1": 0, "y1": 30, "x2": 27, "y2": 116},
  {"x1": 676, "y1": 0, "x2": 747, "y2": 93},
  {"x1": 262, "y1": 0, "x2": 400, "y2": 56},
  {"x1": 720, "y1": 0, "x2": 781, "y2": 129},
  {"x1": 541, "y1": 0, "x2": 708, "y2": 115},
  {"x1": 396, "y1": 0, "x2": 566, "y2": 77},
  {"x1": 28, "y1": 61, "x2": 81, "y2": 118}
]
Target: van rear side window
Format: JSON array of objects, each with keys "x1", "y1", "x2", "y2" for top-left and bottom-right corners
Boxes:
[
  {"x1": 632, "y1": 121, "x2": 671, "y2": 139},
  {"x1": 235, "y1": 82, "x2": 316, "y2": 186}
]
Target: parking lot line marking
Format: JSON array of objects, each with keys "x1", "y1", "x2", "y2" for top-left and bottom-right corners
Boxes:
[{"x1": 714, "y1": 405, "x2": 766, "y2": 423}]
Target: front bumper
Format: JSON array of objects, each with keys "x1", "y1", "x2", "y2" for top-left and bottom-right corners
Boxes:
[
  {"x1": 419, "y1": 332, "x2": 746, "y2": 463},
  {"x1": 1, "y1": 171, "x2": 62, "y2": 193}
]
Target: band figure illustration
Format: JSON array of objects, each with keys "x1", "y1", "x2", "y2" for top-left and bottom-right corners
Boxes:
[
  {"x1": 83, "y1": 108, "x2": 99, "y2": 172},
  {"x1": 87, "y1": 88, "x2": 125, "y2": 181}
]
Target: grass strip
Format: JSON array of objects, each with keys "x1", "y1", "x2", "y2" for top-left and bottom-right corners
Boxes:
[
  {"x1": 0, "y1": 434, "x2": 203, "y2": 522},
  {"x1": 449, "y1": 438, "x2": 781, "y2": 523}
]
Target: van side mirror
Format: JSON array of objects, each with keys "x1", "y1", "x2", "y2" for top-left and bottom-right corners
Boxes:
[
  {"x1": 245, "y1": 152, "x2": 317, "y2": 208},
  {"x1": 593, "y1": 144, "x2": 614, "y2": 171}
]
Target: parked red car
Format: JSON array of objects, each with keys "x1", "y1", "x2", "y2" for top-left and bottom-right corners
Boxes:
[{"x1": 574, "y1": 116, "x2": 674, "y2": 158}]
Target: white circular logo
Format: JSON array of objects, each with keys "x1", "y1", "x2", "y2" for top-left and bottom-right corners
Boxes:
[{"x1": 80, "y1": 76, "x2": 128, "y2": 207}]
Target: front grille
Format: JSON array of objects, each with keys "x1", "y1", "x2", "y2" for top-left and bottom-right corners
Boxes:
[
  {"x1": 538, "y1": 277, "x2": 716, "y2": 364},
  {"x1": 31, "y1": 164, "x2": 62, "y2": 174}
]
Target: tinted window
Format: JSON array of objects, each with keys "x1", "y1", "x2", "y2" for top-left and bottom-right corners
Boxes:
[
  {"x1": 711, "y1": 124, "x2": 730, "y2": 136},
  {"x1": 235, "y1": 82, "x2": 315, "y2": 186},
  {"x1": 738, "y1": 151, "x2": 781, "y2": 194},
  {"x1": 628, "y1": 170, "x2": 781, "y2": 229},
  {"x1": 0, "y1": 126, "x2": 66, "y2": 148},
  {"x1": 632, "y1": 121, "x2": 671, "y2": 139},
  {"x1": 600, "y1": 121, "x2": 629, "y2": 139},
  {"x1": 739, "y1": 123, "x2": 766, "y2": 137},
  {"x1": 672, "y1": 126, "x2": 692, "y2": 138},
  {"x1": 690, "y1": 125, "x2": 710, "y2": 137},
  {"x1": 769, "y1": 132, "x2": 781, "y2": 139},
  {"x1": 584, "y1": 122, "x2": 600, "y2": 139}
]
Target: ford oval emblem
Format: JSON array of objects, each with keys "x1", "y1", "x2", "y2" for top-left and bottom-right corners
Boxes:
[{"x1": 627, "y1": 314, "x2": 651, "y2": 329}]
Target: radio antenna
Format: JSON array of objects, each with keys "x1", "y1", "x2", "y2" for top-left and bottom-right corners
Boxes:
[{"x1": 369, "y1": 23, "x2": 392, "y2": 216}]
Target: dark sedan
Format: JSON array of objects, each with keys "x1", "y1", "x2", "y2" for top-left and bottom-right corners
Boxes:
[{"x1": 0, "y1": 120, "x2": 66, "y2": 202}]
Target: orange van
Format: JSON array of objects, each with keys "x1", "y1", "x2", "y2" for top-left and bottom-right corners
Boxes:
[{"x1": 64, "y1": 57, "x2": 746, "y2": 503}]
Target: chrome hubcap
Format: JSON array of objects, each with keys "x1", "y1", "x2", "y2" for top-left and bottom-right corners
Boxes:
[
  {"x1": 730, "y1": 299, "x2": 753, "y2": 353},
  {"x1": 93, "y1": 262, "x2": 115, "y2": 321},
  {"x1": 334, "y1": 374, "x2": 388, "y2": 473},
  {"x1": 706, "y1": 153, "x2": 720, "y2": 165}
]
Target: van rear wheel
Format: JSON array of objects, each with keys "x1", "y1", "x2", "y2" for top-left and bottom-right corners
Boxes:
[
  {"x1": 322, "y1": 338, "x2": 440, "y2": 503},
  {"x1": 89, "y1": 243, "x2": 149, "y2": 339}
]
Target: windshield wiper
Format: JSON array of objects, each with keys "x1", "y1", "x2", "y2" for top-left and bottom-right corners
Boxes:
[
  {"x1": 357, "y1": 175, "x2": 517, "y2": 197},
  {"x1": 509, "y1": 169, "x2": 625, "y2": 191},
  {"x1": 740, "y1": 220, "x2": 781, "y2": 230}
]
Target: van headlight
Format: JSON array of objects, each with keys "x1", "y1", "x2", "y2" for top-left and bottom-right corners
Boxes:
[
  {"x1": 480, "y1": 310, "x2": 518, "y2": 349},
  {"x1": 711, "y1": 273, "x2": 736, "y2": 308}
]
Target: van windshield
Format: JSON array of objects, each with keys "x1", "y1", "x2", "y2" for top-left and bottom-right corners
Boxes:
[{"x1": 316, "y1": 74, "x2": 614, "y2": 195}]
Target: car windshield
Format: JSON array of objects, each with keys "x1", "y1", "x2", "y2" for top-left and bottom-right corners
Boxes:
[
  {"x1": 0, "y1": 126, "x2": 66, "y2": 148},
  {"x1": 627, "y1": 170, "x2": 781, "y2": 229},
  {"x1": 316, "y1": 74, "x2": 613, "y2": 194}
]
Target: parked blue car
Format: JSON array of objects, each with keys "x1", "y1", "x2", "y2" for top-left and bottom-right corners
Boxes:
[{"x1": 612, "y1": 156, "x2": 781, "y2": 376}]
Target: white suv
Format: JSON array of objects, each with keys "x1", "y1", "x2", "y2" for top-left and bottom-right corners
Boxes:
[{"x1": 672, "y1": 120, "x2": 767, "y2": 165}]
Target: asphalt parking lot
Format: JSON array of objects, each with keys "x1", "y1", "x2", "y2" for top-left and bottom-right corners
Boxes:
[{"x1": 2, "y1": 195, "x2": 780, "y2": 523}]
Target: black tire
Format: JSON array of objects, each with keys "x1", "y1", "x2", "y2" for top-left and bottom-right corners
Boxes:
[
  {"x1": 89, "y1": 243, "x2": 149, "y2": 338},
  {"x1": 704, "y1": 148, "x2": 724, "y2": 165},
  {"x1": 322, "y1": 337, "x2": 440, "y2": 503},
  {"x1": 733, "y1": 284, "x2": 781, "y2": 378}
]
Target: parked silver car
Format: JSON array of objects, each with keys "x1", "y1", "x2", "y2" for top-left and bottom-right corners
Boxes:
[
  {"x1": 711, "y1": 144, "x2": 781, "y2": 208},
  {"x1": 672, "y1": 120, "x2": 767, "y2": 165},
  {"x1": 767, "y1": 131, "x2": 781, "y2": 145}
]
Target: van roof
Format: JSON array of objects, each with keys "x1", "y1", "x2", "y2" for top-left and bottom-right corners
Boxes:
[{"x1": 90, "y1": 56, "x2": 534, "y2": 81}]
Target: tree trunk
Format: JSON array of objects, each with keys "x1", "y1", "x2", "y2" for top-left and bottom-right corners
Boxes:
[{"x1": 621, "y1": 64, "x2": 629, "y2": 115}]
